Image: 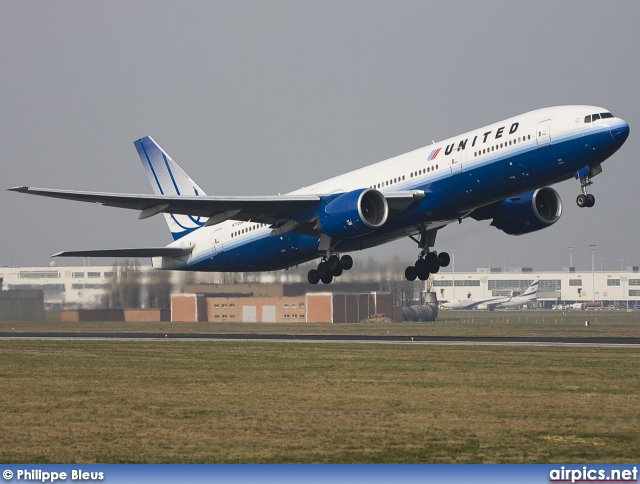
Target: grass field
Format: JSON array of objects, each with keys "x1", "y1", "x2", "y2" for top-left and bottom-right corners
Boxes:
[{"x1": 1, "y1": 338, "x2": 638, "y2": 463}]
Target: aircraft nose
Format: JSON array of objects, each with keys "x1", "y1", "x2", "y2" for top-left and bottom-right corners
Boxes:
[{"x1": 611, "y1": 120, "x2": 630, "y2": 142}]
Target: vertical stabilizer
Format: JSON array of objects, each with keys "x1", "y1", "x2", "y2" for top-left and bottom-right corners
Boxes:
[{"x1": 134, "y1": 136, "x2": 207, "y2": 240}]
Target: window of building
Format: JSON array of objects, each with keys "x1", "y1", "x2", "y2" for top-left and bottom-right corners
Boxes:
[
  {"x1": 87, "y1": 272, "x2": 100, "y2": 278},
  {"x1": 629, "y1": 290, "x2": 640, "y2": 297},
  {"x1": 569, "y1": 279, "x2": 582, "y2": 286},
  {"x1": 628, "y1": 279, "x2": 640, "y2": 286},
  {"x1": 300, "y1": 303, "x2": 305, "y2": 308},
  {"x1": 454, "y1": 280, "x2": 480, "y2": 287},
  {"x1": 230, "y1": 303, "x2": 235, "y2": 308},
  {"x1": 19, "y1": 271, "x2": 59, "y2": 279},
  {"x1": 539, "y1": 280, "x2": 561, "y2": 292},
  {"x1": 72, "y1": 272, "x2": 84, "y2": 278},
  {"x1": 607, "y1": 279, "x2": 621, "y2": 286},
  {"x1": 433, "y1": 280, "x2": 453, "y2": 287}
]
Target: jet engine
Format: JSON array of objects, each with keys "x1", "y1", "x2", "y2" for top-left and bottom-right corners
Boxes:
[
  {"x1": 473, "y1": 187, "x2": 563, "y2": 236},
  {"x1": 318, "y1": 188, "x2": 388, "y2": 239}
]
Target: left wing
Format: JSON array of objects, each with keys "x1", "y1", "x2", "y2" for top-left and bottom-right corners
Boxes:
[
  {"x1": 8, "y1": 186, "x2": 321, "y2": 226},
  {"x1": 8, "y1": 186, "x2": 424, "y2": 228}
]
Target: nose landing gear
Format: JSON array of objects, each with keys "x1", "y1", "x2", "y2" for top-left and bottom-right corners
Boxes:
[
  {"x1": 576, "y1": 166, "x2": 601, "y2": 208},
  {"x1": 308, "y1": 254, "x2": 353, "y2": 284}
]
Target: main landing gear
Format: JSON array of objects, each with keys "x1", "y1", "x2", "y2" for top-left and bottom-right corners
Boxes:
[
  {"x1": 404, "y1": 251, "x2": 450, "y2": 281},
  {"x1": 404, "y1": 227, "x2": 450, "y2": 281},
  {"x1": 308, "y1": 254, "x2": 353, "y2": 285}
]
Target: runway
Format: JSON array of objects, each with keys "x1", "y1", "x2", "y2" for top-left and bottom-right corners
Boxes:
[{"x1": 1, "y1": 332, "x2": 639, "y2": 347}]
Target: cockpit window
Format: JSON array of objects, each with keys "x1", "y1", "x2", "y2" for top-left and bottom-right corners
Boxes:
[
  {"x1": 584, "y1": 115, "x2": 591, "y2": 123},
  {"x1": 601, "y1": 112, "x2": 614, "y2": 119},
  {"x1": 591, "y1": 113, "x2": 601, "y2": 122}
]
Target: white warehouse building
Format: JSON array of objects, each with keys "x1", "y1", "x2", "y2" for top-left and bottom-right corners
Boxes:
[
  {"x1": 431, "y1": 267, "x2": 640, "y2": 309},
  {"x1": 1, "y1": 264, "x2": 639, "y2": 310}
]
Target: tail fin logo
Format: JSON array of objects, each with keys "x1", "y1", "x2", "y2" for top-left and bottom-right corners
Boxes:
[{"x1": 134, "y1": 136, "x2": 208, "y2": 240}]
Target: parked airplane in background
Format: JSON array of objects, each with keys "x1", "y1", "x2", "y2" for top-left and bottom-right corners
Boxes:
[
  {"x1": 10, "y1": 106, "x2": 629, "y2": 284},
  {"x1": 442, "y1": 280, "x2": 539, "y2": 310}
]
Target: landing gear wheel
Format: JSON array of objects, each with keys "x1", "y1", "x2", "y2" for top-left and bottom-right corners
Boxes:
[
  {"x1": 415, "y1": 258, "x2": 428, "y2": 274},
  {"x1": 307, "y1": 269, "x2": 320, "y2": 285},
  {"x1": 331, "y1": 266, "x2": 343, "y2": 277},
  {"x1": 426, "y1": 252, "x2": 440, "y2": 273},
  {"x1": 576, "y1": 194, "x2": 587, "y2": 208},
  {"x1": 327, "y1": 255, "x2": 341, "y2": 273},
  {"x1": 340, "y1": 255, "x2": 353, "y2": 270},
  {"x1": 586, "y1": 194, "x2": 595, "y2": 208},
  {"x1": 317, "y1": 261, "x2": 329, "y2": 278},
  {"x1": 417, "y1": 268, "x2": 430, "y2": 281},
  {"x1": 321, "y1": 274, "x2": 333, "y2": 284},
  {"x1": 405, "y1": 266, "x2": 417, "y2": 281},
  {"x1": 437, "y1": 252, "x2": 451, "y2": 267}
]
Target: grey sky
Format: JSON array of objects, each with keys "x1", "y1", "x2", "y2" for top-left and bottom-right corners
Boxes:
[{"x1": 1, "y1": 1, "x2": 638, "y2": 273}]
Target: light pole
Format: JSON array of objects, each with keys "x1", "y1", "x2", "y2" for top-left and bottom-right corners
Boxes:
[
  {"x1": 620, "y1": 257, "x2": 625, "y2": 272},
  {"x1": 589, "y1": 245, "x2": 597, "y2": 302},
  {"x1": 600, "y1": 258, "x2": 604, "y2": 272},
  {"x1": 502, "y1": 259, "x2": 507, "y2": 272},
  {"x1": 568, "y1": 246, "x2": 574, "y2": 269},
  {"x1": 451, "y1": 248, "x2": 456, "y2": 301}
]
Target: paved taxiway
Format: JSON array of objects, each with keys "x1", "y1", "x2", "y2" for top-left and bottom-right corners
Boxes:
[{"x1": 1, "y1": 332, "x2": 639, "y2": 347}]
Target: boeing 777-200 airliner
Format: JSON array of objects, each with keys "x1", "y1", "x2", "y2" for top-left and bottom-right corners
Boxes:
[{"x1": 10, "y1": 106, "x2": 629, "y2": 284}]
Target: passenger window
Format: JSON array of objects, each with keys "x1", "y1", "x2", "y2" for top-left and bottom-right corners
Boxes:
[
  {"x1": 592, "y1": 113, "x2": 601, "y2": 121},
  {"x1": 584, "y1": 115, "x2": 591, "y2": 123}
]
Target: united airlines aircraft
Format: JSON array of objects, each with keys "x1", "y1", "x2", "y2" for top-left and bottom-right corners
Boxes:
[{"x1": 10, "y1": 106, "x2": 629, "y2": 284}]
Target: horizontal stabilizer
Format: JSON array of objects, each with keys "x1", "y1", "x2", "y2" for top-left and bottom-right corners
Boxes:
[{"x1": 52, "y1": 247, "x2": 194, "y2": 258}]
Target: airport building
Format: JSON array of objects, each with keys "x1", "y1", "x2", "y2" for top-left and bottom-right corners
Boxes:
[
  {"x1": 2, "y1": 264, "x2": 640, "y2": 312},
  {"x1": 432, "y1": 267, "x2": 640, "y2": 308}
]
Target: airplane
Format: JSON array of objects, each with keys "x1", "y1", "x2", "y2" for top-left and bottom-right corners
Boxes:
[
  {"x1": 9, "y1": 105, "x2": 629, "y2": 285},
  {"x1": 442, "y1": 280, "x2": 539, "y2": 310},
  {"x1": 496, "y1": 280, "x2": 539, "y2": 309}
]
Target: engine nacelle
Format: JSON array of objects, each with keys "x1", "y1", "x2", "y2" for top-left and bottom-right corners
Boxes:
[
  {"x1": 485, "y1": 187, "x2": 563, "y2": 236},
  {"x1": 318, "y1": 188, "x2": 388, "y2": 239}
]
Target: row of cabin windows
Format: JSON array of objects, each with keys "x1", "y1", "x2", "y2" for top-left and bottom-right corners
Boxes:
[
  {"x1": 231, "y1": 223, "x2": 267, "y2": 238},
  {"x1": 474, "y1": 134, "x2": 531, "y2": 157},
  {"x1": 368, "y1": 131, "x2": 532, "y2": 188},
  {"x1": 585, "y1": 112, "x2": 614, "y2": 123},
  {"x1": 368, "y1": 165, "x2": 439, "y2": 190}
]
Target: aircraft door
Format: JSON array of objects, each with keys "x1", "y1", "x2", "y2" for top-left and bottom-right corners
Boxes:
[
  {"x1": 450, "y1": 150, "x2": 462, "y2": 174},
  {"x1": 536, "y1": 119, "x2": 551, "y2": 147},
  {"x1": 449, "y1": 144, "x2": 467, "y2": 174},
  {"x1": 213, "y1": 228, "x2": 224, "y2": 254}
]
